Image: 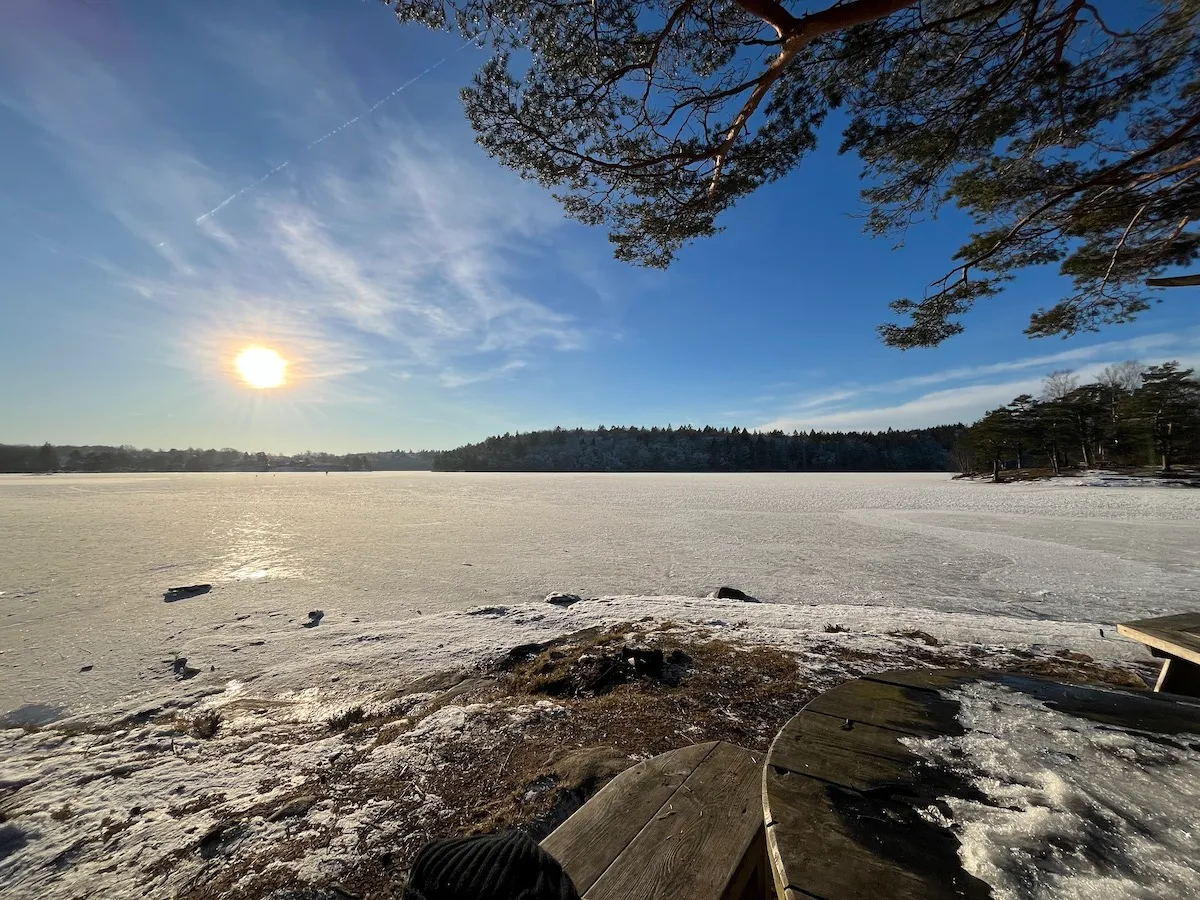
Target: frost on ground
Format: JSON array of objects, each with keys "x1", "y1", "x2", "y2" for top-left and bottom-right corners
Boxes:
[
  {"x1": 0, "y1": 596, "x2": 1158, "y2": 900},
  {"x1": 904, "y1": 682, "x2": 1200, "y2": 900}
]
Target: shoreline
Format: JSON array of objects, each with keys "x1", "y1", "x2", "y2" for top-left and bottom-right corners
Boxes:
[{"x1": 954, "y1": 466, "x2": 1200, "y2": 487}]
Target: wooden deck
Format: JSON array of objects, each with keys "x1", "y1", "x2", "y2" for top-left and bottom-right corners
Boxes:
[
  {"x1": 762, "y1": 669, "x2": 1200, "y2": 900},
  {"x1": 1118, "y1": 613, "x2": 1200, "y2": 695},
  {"x1": 543, "y1": 740, "x2": 767, "y2": 900}
]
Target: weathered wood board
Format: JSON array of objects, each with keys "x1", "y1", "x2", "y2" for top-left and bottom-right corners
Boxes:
[
  {"x1": 763, "y1": 668, "x2": 1200, "y2": 900},
  {"x1": 543, "y1": 740, "x2": 766, "y2": 900},
  {"x1": 1119, "y1": 613, "x2": 1200, "y2": 696},
  {"x1": 1118, "y1": 613, "x2": 1200, "y2": 666}
]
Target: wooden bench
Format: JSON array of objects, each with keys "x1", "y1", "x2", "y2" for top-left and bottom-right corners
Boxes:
[
  {"x1": 542, "y1": 740, "x2": 768, "y2": 900},
  {"x1": 1118, "y1": 613, "x2": 1200, "y2": 696}
]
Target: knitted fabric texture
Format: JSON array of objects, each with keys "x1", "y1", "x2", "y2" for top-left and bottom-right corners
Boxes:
[{"x1": 403, "y1": 831, "x2": 582, "y2": 900}]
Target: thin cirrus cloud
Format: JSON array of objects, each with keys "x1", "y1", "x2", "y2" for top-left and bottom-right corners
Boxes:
[
  {"x1": 760, "y1": 330, "x2": 1200, "y2": 432},
  {"x1": 0, "y1": 13, "x2": 591, "y2": 397}
]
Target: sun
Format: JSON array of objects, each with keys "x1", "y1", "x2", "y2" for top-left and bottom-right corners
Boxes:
[{"x1": 235, "y1": 346, "x2": 287, "y2": 389}]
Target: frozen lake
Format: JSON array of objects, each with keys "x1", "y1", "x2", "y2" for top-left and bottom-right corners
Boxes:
[{"x1": 2, "y1": 471, "x2": 1198, "y2": 715}]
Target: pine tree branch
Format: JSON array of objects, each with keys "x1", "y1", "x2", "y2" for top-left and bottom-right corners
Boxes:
[
  {"x1": 934, "y1": 109, "x2": 1200, "y2": 290},
  {"x1": 732, "y1": 0, "x2": 799, "y2": 38},
  {"x1": 710, "y1": 0, "x2": 918, "y2": 193}
]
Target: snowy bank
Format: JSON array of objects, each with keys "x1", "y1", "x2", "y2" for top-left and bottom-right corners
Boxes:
[{"x1": 0, "y1": 595, "x2": 1163, "y2": 899}]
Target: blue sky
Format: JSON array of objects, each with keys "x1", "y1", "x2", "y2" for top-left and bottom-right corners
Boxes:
[{"x1": 1, "y1": 0, "x2": 1197, "y2": 453}]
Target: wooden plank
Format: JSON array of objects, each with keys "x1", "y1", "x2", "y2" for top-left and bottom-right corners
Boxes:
[
  {"x1": 870, "y1": 667, "x2": 1200, "y2": 732},
  {"x1": 763, "y1": 765, "x2": 991, "y2": 900},
  {"x1": 763, "y1": 668, "x2": 1200, "y2": 900},
  {"x1": 542, "y1": 741, "x2": 717, "y2": 895},
  {"x1": 767, "y1": 709, "x2": 917, "y2": 792},
  {"x1": 864, "y1": 668, "x2": 978, "y2": 692},
  {"x1": 1119, "y1": 613, "x2": 1200, "y2": 666},
  {"x1": 584, "y1": 741, "x2": 764, "y2": 900},
  {"x1": 801, "y1": 676, "x2": 962, "y2": 737}
]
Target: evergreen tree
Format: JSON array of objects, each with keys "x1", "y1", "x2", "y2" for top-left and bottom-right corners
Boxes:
[
  {"x1": 35, "y1": 443, "x2": 57, "y2": 473},
  {"x1": 972, "y1": 408, "x2": 1014, "y2": 481},
  {"x1": 1128, "y1": 362, "x2": 1200, "y2": 471}
]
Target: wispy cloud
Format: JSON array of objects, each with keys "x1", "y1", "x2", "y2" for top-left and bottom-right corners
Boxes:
[
  {"x1": 760, "y1": 330, "x2": 1200, "y2": 432},
  {"x1": 0, "y1": 9, "x2": 595, "y2": 399},
  {"x1": 439, "y1": 360, "x2": 529, "y2": 388}
]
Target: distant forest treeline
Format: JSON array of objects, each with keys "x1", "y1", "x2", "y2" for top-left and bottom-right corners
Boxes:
[
  {"x1": 5, "y1": 361, "x2": 1196, "y2": 476},
  {"x1": 960, "y1": 360, "x2": 1200, "y2": 477},
  {"x1": 0, "y1": 426, "x2": 963, "y2": 474},
  {"x1": 431, "y1": 424, "x2": 963, "y2": 472},
  {"x1": 0, "y1": 444, "x2": 434, "y2": 474}
]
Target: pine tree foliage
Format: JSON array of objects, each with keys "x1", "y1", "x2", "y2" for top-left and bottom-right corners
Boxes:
[
  {"x1": 965, "y1": 359, "x2": 1200, "y2": 473},
  {"x1": 384, "y1": 0, "x2": 1200, "y2": 345},
  {"x1": 432, "y1": 424, "x2": 964, "y2": 470}
]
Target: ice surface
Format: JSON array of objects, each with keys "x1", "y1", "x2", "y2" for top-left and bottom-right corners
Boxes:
[
  {"x1": 2, "y1": 471, "x2": 1196, "y2": 715},
  {"x1": 903, "y1": 682, "x2": 1200, "y2": 900}
]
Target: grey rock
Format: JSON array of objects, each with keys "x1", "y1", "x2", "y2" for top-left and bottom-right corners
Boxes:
[
  {"x1": 164, "y1": 584, "x2": 212, "y2": 603},
  {"x1": 172, "y1": 658, "x2": 200, "y2": 680},
  {"x1": 715, "y1": 586, "x2": 759, "y2": 602}
]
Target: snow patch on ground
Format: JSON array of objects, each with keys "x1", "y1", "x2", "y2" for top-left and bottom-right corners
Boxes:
[
  {"x1": 0, "y1": 595, "x2": 1155, "y2": 898},
  {"x1": 903, "y1": 682, "x2": 1200, "y2": 900},
  {"x1": 1031, "y1": 470, "x2": 1199, "y2": 489}
]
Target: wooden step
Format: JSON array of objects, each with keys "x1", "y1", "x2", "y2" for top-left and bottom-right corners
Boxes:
[{"x1": 543, "y1": 740, "x2": 767, "y2": 900}]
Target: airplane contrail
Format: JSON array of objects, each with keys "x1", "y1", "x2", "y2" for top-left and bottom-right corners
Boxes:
[
  {"x1": 196, "y1": 159, "x2": 291, "y2": 224},
  {"x1": 194, "y1": 47, "x2": 466, "y2": 225}
]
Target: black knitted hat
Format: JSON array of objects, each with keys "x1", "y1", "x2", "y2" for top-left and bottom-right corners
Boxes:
[{"x1": 403, "y1": 831, "x2": 582, "y2": 900}]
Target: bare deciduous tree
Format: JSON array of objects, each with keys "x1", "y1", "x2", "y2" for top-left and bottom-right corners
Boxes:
[{"x1": 1042, "y1": 369, "x2": 1080, "y2": 401}]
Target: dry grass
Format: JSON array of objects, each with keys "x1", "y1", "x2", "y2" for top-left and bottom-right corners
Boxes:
[{"x1": 192, "y1": 711, "x2": 222, "y2": 740}]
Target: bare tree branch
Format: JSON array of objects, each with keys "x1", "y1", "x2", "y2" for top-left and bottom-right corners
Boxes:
[{"x1": 710, "y1": 0, "x2": 918, "y2": 193}]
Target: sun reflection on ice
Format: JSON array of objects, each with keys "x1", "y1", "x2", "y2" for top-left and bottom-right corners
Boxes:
[{"x1": 208, "y1": 517, "x2": 305, "y2": 582}]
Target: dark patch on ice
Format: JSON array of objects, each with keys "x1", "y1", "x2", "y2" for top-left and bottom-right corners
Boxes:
[
  {"x1": 172, "y1": 657, "x2": 201, "y2": 680},
  {"x1": 50, "y1": 839, "x2": 88, "y2": 871},
  {"x1": 1, "y1": 703, "x2": 67, "y2": 728},
  {"x1": 302, "y1": 609, "x2": 324, "y2": 628},
  {"x1": 0, "y1": 823, "x2": 30, "y2": 861},
  {"x1": 164, "y1": 584, "x2": 212, "y2": 602},
  {"x1": 467, "y1": 605, "x2": 509, "y2": 616}
]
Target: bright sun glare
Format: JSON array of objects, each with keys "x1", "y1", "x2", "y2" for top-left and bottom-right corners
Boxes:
[{"x1": 235, "y1": 346, "x2": 287, "y2": 389}]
